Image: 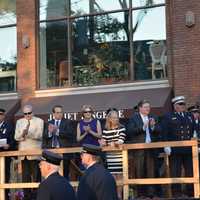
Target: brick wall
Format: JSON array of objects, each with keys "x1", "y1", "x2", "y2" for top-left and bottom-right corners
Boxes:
[
  {"x1": 16, "y1": 0, "x2": 38, "y2": 104},
  {"x1": 168, "y1": 0, "x2": 200, "y2": 106}
]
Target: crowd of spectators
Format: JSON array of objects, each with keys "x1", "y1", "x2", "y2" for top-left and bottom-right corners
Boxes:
[{"x1": 1, "y1": 95, "x2": 200, "y2": 199}]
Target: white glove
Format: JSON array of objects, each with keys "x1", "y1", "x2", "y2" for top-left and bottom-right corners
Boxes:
[{"x1": 164, "y1": 146, "x2": 171, "y2": 155}]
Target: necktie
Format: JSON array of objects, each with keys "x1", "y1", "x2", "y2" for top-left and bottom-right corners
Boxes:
[{"x1": 55, "y1": 120, "x2": 59, "y2": 127}]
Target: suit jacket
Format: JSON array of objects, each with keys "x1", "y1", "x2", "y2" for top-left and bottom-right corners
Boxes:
[
  {"x1": 15, "y1": 116, "x2": 44, "y2": 160},
  {"x1": 0, "y1": 120, "x2": 15, "y2": 150},
  {"x1": 77, "y1": 163, "x2": 119, "y2": 200},
  {"x1": 36, "y1": 172, "x2": 76, "y2": 200},
  {"x1": 127, "y1": 112, "x2": 161, "y2": 143},
  {"x1": 42, "y1": 118, "x2": 74, "y2": 148}
]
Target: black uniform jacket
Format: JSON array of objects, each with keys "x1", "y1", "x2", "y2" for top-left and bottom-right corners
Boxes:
[
  {"x1": 0, "y1": 121, "x2": 15, "y2": 150},
  {"x1": 37, "y1": 172, "x2": 76, "y2": 200},
  {"x1": 77, "y1": 163, "x2": 119, "y2": 200},
  {"x1": 162, "y1": 111, "x2": 194, "y2": 153}
]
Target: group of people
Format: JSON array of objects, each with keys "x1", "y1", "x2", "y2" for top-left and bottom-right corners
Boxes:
[
  {"x1": 0, "y1": 95, "x2": 200, "y2": 199},
  {"x1": 37, "y1": 145, "x2": 119, "y2": 200}
]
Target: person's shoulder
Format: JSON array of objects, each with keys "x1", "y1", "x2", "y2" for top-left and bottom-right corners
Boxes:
[
  {"x1": 33, "y1": 116, "x2": 44, "y2": 122},
  {"x1": 16, "y1": 117, "x2": 25, "y2": 123},
  {"x1": 62, "y1": 118, "x2": 72, "y2": 123}
]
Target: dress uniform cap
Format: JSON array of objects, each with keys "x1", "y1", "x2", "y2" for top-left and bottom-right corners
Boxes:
[
  {"x1": 81, "y1": 144, "x2": 102, "y2": 156},
  {"x1": 188, "y1": 105, "x2": 200, "y2": 113},
  {"x1": 0, "y1": 108, "x2": 5, "y2": 113},
  {"x1": 40, "y1": 150, "x2": 63, "y2": 165},
  {"x1": 171, "y1": 96, "x2": 185, "y2": 105}
]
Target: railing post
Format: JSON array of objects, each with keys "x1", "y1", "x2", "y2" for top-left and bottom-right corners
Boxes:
[
  {"x1": 192, "y1": 139, "x2": 200, "y2": 198},
  {"x1": 0, "y1": 156, "x2": 5, "y2": 200},
  {"x1": 122, "y1": 149, "x2": 129, "y2": 200}
]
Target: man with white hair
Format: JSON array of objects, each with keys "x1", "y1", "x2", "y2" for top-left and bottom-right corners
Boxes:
[
  {"x1": 15, "y1": 104, "x2": 44, "y2": 200},
  {"x1": 37, "y1": 150, "x2": 76, "y2": 200}
]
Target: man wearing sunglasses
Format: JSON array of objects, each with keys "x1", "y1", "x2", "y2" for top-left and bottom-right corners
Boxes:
[
  {"x1": 162, "y1": 96, "x2": 194, "y2": 197},
  {"x1": 15, "y1": 104, "x2": 44, "y2": 200}
]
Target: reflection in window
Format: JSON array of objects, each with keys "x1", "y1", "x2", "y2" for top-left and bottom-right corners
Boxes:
[
  {"x1": 72, "y1": 12, "x2": 130, "y2": 86},
  {"x1": 40, "y1": 0, "x2": 69, "y2": 20},
  {"x1": 71, "y1": 0, "x2": 129, "y2": 16},
  {"x1": 0, "y1": 0, "x2": 16, "y2": 25},
  {"x1": 93, "y1": 0, "x2": 129, "y2": 13},
  {"x1": 132, "y1": 6, "x2": 166, "y2": 80},
  {"x1": 71, "y1": 0, "x2": 89, "y2": 16},
  {"x1": 133, "y1": 0, "x2": 165, "y2": 7},
  {"x1": 40, "y1": 20, "x2": 68, "y2": 88},
  {"x1": 0, "y1": 26, "x2": 17, "y2": 92}
]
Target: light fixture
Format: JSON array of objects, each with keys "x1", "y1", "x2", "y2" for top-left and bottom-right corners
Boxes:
[{"x1": 185, "y1": 11, "x2": 195, "y2": 28}]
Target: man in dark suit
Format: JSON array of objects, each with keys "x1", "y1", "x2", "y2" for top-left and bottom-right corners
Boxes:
[
  {"x1": 162, "y1": 96, "x2": 194, "y2": 196},
  {"x1": 43, "y1": 105, "x2": 74, "y2": 178},
  {"x1": 77, "y1": 144, "x2": 119, "y2": 200},
  {"x1": 127, "y1": 100, "x2": 161, "y2": 197},
  {"x1": 37, "y1": 150, "x2": 76, "y2": 200}
]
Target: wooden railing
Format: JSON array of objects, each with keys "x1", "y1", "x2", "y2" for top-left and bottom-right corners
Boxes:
[{"x1": 0, "y1": 140, "x2": 199, "y2": 200}]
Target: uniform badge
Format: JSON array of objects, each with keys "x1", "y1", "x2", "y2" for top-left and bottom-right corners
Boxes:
[{"x1": 2, "y1": 129, "x2": 6, "y2": 134}]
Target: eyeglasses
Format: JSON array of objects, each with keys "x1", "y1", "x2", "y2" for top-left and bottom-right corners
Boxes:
[
  {"x1": 83, "y1": 110, "x2": 92, "y2": 114},
  {"x1": 24, "y1": 112, "x2": 32, "y2": 115},
  {"x1": 177, "y1": 103, "x2": 185, "y2": 106}
]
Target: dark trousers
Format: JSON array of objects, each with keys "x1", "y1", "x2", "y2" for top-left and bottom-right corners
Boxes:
[
  {"x1": 133, "y1": 150, "x2": 155, "y2": 197},
  {"x1": 170, "y1": 153, "x2": 193, "y2": 196},
  {"x1": 63, "y1": 153, "x2": 73, "y2": 179},
  {"x1": 22, "y1": 158, "x2": 40, "y2": 200}
]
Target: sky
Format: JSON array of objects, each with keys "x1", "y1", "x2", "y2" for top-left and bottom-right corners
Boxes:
[{"x1": 0, "y1": 0, "x2": 165, "y2": 62}]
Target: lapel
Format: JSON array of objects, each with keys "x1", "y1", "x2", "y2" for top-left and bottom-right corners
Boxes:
[
  {"x1": 136, "y1": 113, "x2": 144, "y2": 127},
  {"x1": 0, "y1": 121, "x2": 5, "y2": 129}
]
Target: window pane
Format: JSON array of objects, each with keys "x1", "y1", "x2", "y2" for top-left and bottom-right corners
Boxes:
[
  {"x1": 0, "y1": 0, "x2": 16, "y2": 26},
  {"x1": 71, "y1": 12, "x2": 130, "y2": 86},
  {"x1": 40, "y1": 0, "x2": 69, "y2": 21},
  {"x1": 0, "y1": 27, "x2": 17, "y2": 92},
  {"x1": 71, "y1": 0, "x2": 89, "y2": 16},
  {"x1": 133, "y1": 0, "x2": 165, "y2": 7},
  {"x1": 132, "y1": 6, "x2": 167, "y2": 80},
  {"x1": 71, "y1": 0, "x2": 129, "y2": 16},
  {"x1": 39, "y1": 20, "x2": 68, "y2": 88},
  {"x1": 93, "y1": 0, "x2": 129, "y2": 12}
]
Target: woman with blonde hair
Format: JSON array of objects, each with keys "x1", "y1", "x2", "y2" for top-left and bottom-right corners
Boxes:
[
  {"x1": 76, "y1": 105, "x2": 102, "y2": 146},
  {"x1": 100, "y1": 108, "x2": 126, "y2": 199}
]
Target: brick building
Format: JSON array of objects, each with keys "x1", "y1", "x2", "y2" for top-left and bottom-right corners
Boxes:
[{"x1": 0, "y1": 0, "x2": 200, "y2": 119}]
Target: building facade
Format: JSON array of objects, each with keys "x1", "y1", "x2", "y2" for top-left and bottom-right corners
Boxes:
[{"x1": 0, "y1": 0, "x2": 200, "y2": 118}]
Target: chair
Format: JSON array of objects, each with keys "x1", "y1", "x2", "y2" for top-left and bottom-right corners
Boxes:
[
  {"x1": 149, "y1": 40, "x2": 167, "y2": 80},
  {"x1": 59, "y1": 60, "x2": 68, "y2": 86}
]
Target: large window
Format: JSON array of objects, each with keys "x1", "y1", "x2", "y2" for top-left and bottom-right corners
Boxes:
[
  {"x1": 0, "y1": 0, "x2": 17, "y2": 92},
  {"x1": 39, "y1": 0, "x2": 166, "y2": 89}
]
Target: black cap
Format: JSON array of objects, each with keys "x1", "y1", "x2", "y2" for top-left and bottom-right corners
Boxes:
[
  {"x1": 81, "y1": 144, "x2": 102, "y2": 156},
  {"x1": 0, "y1": 108, "x2": 5, "y2": 113},
  {"x1": 40, "y1": 150, "x2": 63, "y2": 165},
  {"x1": 188, "y1": 105, "x2": 200, "y2": 113}
]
